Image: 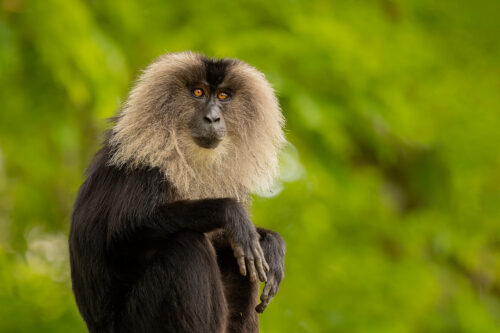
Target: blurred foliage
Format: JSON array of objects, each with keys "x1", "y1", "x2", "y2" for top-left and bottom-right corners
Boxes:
[{"x1": 1, "y1": 0, "x2": 500, "y2": 332}]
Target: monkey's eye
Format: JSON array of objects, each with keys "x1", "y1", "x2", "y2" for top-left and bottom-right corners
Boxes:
[
  {"x1": 193, "y1": 88, "x2": 204, "y2": 97},
  {"x1": 217, "y1": 91, "x2": 229, "y2": 100}
]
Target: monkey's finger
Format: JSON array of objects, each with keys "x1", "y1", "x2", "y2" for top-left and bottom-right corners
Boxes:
[
  {"x1": 253, "y1": 248, "x2": 267, "y2": 282},
  {"x1": 258, "y1": 246, "x2": 270, "y2": 272},
  {"x1": 232, "y1": 245, "x2": 246, "y2": 276},
  {"x1": 233, "y1": 245, "x2": 244, "y2": 258},
  {"x1": 261, "y1": 282, "x2": 272, "y2": 301},
  {"x1": 256, "y1": 284, "x2": 272, "y2": 313},
  {"x1": 253, "y1": 241, "x2": 269, "y2": 273},
  {"x1": 263, "y1": 258, "x2": 270, "y2": 273},
  {"x1": 255, "y1": 256, "x2": 267, "y2": 282},
  {"x1": 237, "y1": 256, "x2": 246, "y2": 276},
  {"x1": 246, "y1": 257, "x2": 258, "y2": 283},
  {"x1": 255, "y1": 299, "x2": 270, "y2": 313}
]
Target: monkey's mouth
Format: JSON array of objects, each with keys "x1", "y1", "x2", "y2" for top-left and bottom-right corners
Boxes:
[{"x1": 192, "y1": 135, "x2": 223, "y2": 149}]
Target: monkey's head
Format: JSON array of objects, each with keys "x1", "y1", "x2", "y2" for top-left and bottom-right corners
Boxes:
[{"x1": 109, "y1": 52, "x2": 286, "y2": 201}]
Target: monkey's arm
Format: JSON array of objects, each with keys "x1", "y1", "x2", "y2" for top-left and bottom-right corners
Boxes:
[
  {"x1": 78, "y1": 148, "x2": 268, "y2": 282},
  {"x1": 210, "y1": 228, "x2": 285, "y2": 313},
  {"x1": 84, "y1": 160, "x2": 268, "y2": 282},
  {"x1": 107, "y1": 197, "x2": 270, "y2": 283}
]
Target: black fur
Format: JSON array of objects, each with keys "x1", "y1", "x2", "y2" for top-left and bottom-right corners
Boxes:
[
  {"x1": 203, "y1": 57, "x2": 231, "y2": 88},
  {"x1": 69, "y1": 144, "x2": 286, "y2": 332}
]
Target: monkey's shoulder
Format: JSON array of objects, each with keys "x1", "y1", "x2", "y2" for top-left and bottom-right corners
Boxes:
[{"x1": 73, "y1": 147, "x2": 173, "y2": 220}]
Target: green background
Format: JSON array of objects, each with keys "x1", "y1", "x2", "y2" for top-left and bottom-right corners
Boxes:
[{"x1": 1, "y1": 0, "x2": 500, "y2": 332}]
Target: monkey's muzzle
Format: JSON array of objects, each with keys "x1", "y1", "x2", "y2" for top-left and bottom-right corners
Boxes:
[
  {"x1": 191, "y1": 104, "x2": 227, "y2": 149},
  {"x1": 192, "y1": 132, "x2": 225, "y2": 149}
]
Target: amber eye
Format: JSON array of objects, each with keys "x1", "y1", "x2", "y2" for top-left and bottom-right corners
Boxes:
[
  {"x1": 217, "y1": 91, "x2": 229, "y2": 100},
  {"x1": 193, "y1": 88, "x2": 204, "y2": 97}
]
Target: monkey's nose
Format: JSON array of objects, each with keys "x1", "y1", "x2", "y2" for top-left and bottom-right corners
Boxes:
[
  {"x1": 203, "y1": 115, "x2": 220, "y2": 123},
  {"x1": 203, "y1": 106, "x2": 222, "y2": 124}
]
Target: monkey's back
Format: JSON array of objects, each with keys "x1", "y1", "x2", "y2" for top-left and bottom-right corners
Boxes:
[{"x1": 69, "y1": 146, "x2": 171, "y2": 331}]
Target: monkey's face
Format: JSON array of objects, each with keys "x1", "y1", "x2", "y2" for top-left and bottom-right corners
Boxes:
[
  {"x1": 187, "y1": 86, "x2": 229, "y2": 149},
  {"x1": 167, "y1": 55, "x2": 265, "y2": 153},
  {"x1": 111, "y1": 52, "x2": 286, "y2": 196}
]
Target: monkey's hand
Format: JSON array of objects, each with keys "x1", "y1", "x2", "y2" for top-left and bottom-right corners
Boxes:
[
  {"x1": 256, "y1": 230, "x2": 285, "y2": 313},
  {"x1": 225, "y1": 213, "x2": 269, "y2": 283}
]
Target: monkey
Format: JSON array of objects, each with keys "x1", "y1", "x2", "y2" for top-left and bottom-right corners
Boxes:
[{"x1": 69, "y1": 52, "x2": 287, "y2": 333}]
